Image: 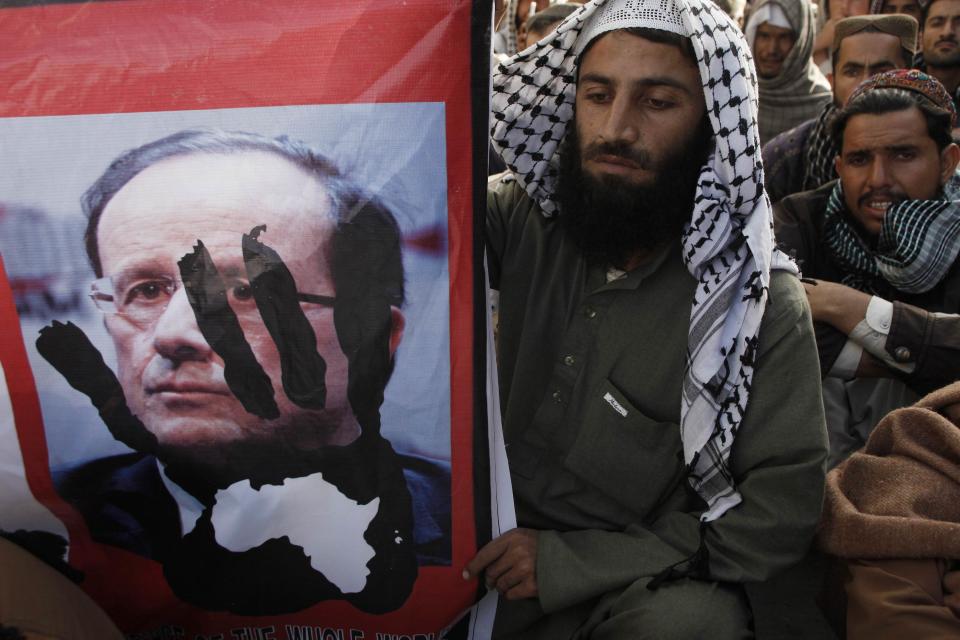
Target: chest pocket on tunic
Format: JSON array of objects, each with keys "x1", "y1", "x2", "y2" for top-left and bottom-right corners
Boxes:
[{"x1": 562, "y1": 378, "x2": 686, "y2": 518}]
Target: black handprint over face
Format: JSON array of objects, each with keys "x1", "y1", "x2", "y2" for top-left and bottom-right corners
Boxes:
[{"x1": 41, "y1": 223, "x2": 416, "y2": 615}]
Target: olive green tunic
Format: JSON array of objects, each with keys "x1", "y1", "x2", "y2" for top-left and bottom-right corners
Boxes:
[{"x1": 486, "y1": 178, "x2": 828, "y2": 634}]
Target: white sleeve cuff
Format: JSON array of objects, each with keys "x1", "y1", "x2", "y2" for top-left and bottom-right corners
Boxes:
[
  {"x1": 828, "y1": 338, "x2": 863, "y2": 379},
  {"x1": 850, "y1": 297, "x2": 915, "y2": 374},
  {"x1": 864, "y1": 296, "x2": 893, "y2": 335}
]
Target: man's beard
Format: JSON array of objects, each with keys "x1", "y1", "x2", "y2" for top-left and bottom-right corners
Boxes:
[
  {"x1": 555, "y1": 118, "x2": 713, "y2": 267},
  {"x1": 925, "y1": 38, "x2": 960, "y2": 67}
]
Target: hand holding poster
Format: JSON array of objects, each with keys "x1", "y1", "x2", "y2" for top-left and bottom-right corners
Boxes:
[{"x1": 0, "y1": 1, "x2": 503, "y2": 636}]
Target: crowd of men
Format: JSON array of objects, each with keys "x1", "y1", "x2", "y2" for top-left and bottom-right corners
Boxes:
[{"x1": 483, "y1": 0, "x2": 960, "y2": 637}]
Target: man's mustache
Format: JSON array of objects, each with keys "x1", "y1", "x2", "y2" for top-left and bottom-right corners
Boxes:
[
  {"x1": 758, "y1": 51, "x2": 786, "y2": 61},
  {"x1": 582, "y1": 141, "x2": 651, "y2": 168}
]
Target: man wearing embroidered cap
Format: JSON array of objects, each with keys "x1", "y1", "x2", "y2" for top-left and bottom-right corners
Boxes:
[
  {"x1": 471, "y1": 0, "x2": 829, "y2": 636},
  {"x1": 763, "y1": 13, "x2": 919, "y2": 205},
  {"x1": 775, "y1": 69, "x2": 960, "y2": 468}
]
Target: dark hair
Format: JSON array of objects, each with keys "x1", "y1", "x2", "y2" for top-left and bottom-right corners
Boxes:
[
  {"x1": 82, "y1": 129, "x2": 405, "y2": 424},
  {"x1": 922, "y1": 0, "x2": 942, "y2": 27},
  {"x1": 831, "y1": 87, "x2": 954, "y2": 150},
  {"x1": 830, "y1": 24, "x2": 914, "y2": 74},
  {"x1": 524, "y1": 3, "x2": 579, "y2": 36},
  {"x1": 578, "y1": 26, "x2": 698, "y2": 67}
]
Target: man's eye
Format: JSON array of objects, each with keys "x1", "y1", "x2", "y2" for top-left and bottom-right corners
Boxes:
[
  {"x1": 585, "y1": 91, "x2": 609, "y2": 103},
  {"x1": 231, "y1": 283, "x2": 255, "y2": 302},
  {"x1": 645, "y1": 98, "x2": 674, "y2": 110},
  {"x1": 894, "y1": 150, "x2": 917, "y2": 161},
  {"x1": 124, "y1": 281, "x2": 172, "y2": 305}
]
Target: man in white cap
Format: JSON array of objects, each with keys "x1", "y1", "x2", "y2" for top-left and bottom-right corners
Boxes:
[
  {"x1": 746, "y1": 0, "x2": 834, "y2": 144},
  {"x1": 467, "y1": 0, "x2": 829, "y2": 636}
]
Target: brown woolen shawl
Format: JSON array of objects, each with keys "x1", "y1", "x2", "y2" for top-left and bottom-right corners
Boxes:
[{"x1": 818, "y1": 381, "x2": 960, "y2": 559}]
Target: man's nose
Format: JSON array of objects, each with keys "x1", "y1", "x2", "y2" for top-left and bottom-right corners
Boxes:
[
  {"x1": 152, "y1": 287, "x2": 214, "y2": 362},
  {"x1": 599, "y1": 96, "x2": 639, "y2": 146},
  {"x1": 866, "y1": 157, "x2": 891, "y2": 188}
]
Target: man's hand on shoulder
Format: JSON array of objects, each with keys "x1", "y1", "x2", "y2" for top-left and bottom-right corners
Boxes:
[{"x1": 463, "y1": 528, "x2": 539, "y2": 600}]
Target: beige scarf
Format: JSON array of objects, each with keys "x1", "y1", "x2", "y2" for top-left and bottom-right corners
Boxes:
[{"x1": 748, "y1": 0, "x2": 831, "y2": 143}]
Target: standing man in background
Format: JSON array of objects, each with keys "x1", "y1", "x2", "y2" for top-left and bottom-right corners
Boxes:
[{"x1": 747, "y1": 0, "x2": 833, "y2": 143}]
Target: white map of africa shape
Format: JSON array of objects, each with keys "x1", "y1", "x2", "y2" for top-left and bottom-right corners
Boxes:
[{"x1": 210, "y1": 471, "x2": 380, "y2": 594}]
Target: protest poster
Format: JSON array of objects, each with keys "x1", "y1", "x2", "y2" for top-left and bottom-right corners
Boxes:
[{"x1": 0, "y1": 0, "x2": 508, "y2": 637}]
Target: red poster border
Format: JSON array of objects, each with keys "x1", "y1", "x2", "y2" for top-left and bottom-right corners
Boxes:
[{"x1": 0, "y1": 0, "x2": 478, "y2": 633}]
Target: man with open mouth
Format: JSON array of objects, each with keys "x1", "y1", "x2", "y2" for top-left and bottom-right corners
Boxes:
[{"x1": 775, "y1": 69, "x2": 960, "y2": 468}]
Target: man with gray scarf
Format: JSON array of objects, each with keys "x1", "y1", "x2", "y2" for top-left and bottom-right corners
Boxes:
[
  {"x1": 470, "y1": 0, "x2": 828, "y2": 636},
  {"x1": 747, "y1": 0, "x2": 833, "y2": 143}
]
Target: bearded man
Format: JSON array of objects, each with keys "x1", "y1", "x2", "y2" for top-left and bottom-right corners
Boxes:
[
  {"x1": 922, "y1": 0, "x2": 960, "y2": 110},
  {"x1": 470, "y1": 0, "x2": 829, "y2": 637}
]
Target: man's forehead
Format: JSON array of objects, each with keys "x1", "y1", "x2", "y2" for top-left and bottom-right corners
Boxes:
[
  {"x1": 928, "y1": 0, "x2": 960, "y2": 17},
  {"x1": 98, "y1": 150, "x2": 336, "y2": 273},
  {"x1": 757, "y1": 21, "x2": 794, "y2": 34},
  {"x1": 885, "y1": 0, "x2": 919, "y2": 9},
  {"x1": 579, "y1": 29, "x2": 700, "y2": 77},
  {"x1": 104, "y1": 151, "x2": 334, "y2": 226},
  {"x1": 118, "y1": 150, "x2": 326, "y2": 198},
  {"x1": 843, "y1": 106, "x2": 931, "y2": 150}
]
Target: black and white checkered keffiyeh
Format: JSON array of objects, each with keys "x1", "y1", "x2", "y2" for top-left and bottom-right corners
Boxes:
[
  {"x1": 499, "y1": 0, "x2": 521, "y2": 55},
  {"x1": 491, "y1": 0, "x2": 798, "y2": 522},
  {"x1": 802, "y1": 102, "x2": 839, "y2": 191},
  {"x1": 824, "y1": 179, "x2": 960, "y2": 294}
]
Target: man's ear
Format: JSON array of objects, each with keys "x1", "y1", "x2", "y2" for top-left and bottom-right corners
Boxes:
[
  {"x1": 834, "y1": 154, "x2": 843, "y2": 176},
  {"x1": 827, "y1": 72, "x2": 834, "y2": 91},
  {"x1": 939, "y1": 142, "x2": 960, "y2": 185},
  {"x1": 388, "y1": 306, "x2": 405, "y2": 357}
]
